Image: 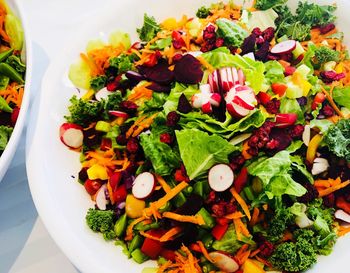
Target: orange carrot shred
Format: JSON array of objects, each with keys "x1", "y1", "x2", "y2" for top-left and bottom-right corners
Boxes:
[
  {"x1": 318, "y1": 180, "x2": 350, "y2": 197},
  {"x1": 231, "y1": 188, "x2": 251, "y2": 220}
]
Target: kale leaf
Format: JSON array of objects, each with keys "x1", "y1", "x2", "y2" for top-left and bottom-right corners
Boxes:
[{"x1": 137, "y1": 14, "x2": 161, "y2": 42}]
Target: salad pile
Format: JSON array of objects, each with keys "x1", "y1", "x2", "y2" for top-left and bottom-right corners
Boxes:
[
  {"x1": 0, "y1": 1, "x2": 25, "y2": 154},
  {"x1": 61, "y1": 1, "x2": 350, "y2": 272}
]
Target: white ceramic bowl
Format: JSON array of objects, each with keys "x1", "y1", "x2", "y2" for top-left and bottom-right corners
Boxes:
[
  {"x1": 0, "y1": 0, "x2": 31, "y2": 182},
  {"x1": 26, "y1": 1, "x2": 349, "y2": 273}
]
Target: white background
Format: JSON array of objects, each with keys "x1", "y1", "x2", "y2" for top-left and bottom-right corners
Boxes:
[{"x1": 0, "y1": 0, "x2": 116, "y2": 272}]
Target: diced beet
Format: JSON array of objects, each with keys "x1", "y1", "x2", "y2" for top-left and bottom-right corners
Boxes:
[
  {"x1": 119, "y1": 101, "x2": 138, "y2": 115},
  {"x1": 175, "y1": 194, "x2": 203, "y2": 215},
  {"x1": 262, "y1": 27, "x2": 275, "y2": 42},
  {"x1": 166, "y1": 111, "x2": 180, "y2": 127},
  {"x1": 319, "y1": 23, "x2": 335, "y2": 34},
  {"x1": 177, "y1": 93, "x2": 192, "y2": 114},
  {"x1": 125, "y1": 71, "x2": 145, "y2": 84},
  {"x1": 268, "y1": 128, "x2": 293, "y2": 152},
  {"x1": 255, "y1": 41, "x2": 270, "y2": 61},
  {"x1": 174, "y1": 54, "x2": 203, "y2": 84},
  {"x1": 241, "y1": 33, "x2": 257, "y2": 55},
  {"x1": 148, "y1": 82, "x2": 171, "y2": 93},
  {"x1": 138, "y1": 59, "x2": 174, "y2": 85}
]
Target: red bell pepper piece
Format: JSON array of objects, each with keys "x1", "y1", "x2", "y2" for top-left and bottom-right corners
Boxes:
[
  {"x1": 109, "y1": 172, "x2": 122, "y2": 190},
  {"x1": 84, "y1": 179, "x2": 102, "y2": 196},
  {"x1": 311, "y1": 92, "x2": 326, "y2": 110},
  {"x1": 100, "y1": 138, "x2": 112, "y2": 151},
  {"x1": 189, "y1": 243, "x2": 202, "y2": 253},
  {"x1": 257, "y1": 92, "x2": 271, "y2": 105},
  {"x1": 172, "y1": 31, "x2": 186, "y2": 49},
  {"x1": 271, "y1": 83, "x2": 288, "y2": 97},
  {"x1": 216, "y1": 217, "x2": 229, "y2": 226},
  {"x1": 141, "y1": 230, "x2": 164, "y2": 259},
  {"x1": 212, "y1": 223, "x2": 229, "y2": 240},
  {"x1": 336, "y1": 196, "x2": 350, "y2": 214},
  {"x1": 234, "y1": 167, "x2": 248, "y2": 193},
  {"x1": 143, "y1": 50, "x2": 162, "y2": 67},
  {"x1": 160, "y1": 249, "x2": 176, "y2": 261},
  {"x1": 113, "y1": 184, "x2": 127, "y2": 204},
  {"x1": 284, "y1": 65, "x2": 296, "y2": 76}
]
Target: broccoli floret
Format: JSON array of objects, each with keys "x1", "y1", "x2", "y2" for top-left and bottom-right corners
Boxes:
[
  {"x1": 196, "y1": 6, "x2": 210, "y2": 18},
  {"x1": 86, "y1": 208, "x2": 116, "y2": 241},
  {"x1": 65, "y1": 95, "x2": 103, "y2": 127},
  {"x1": 267, "y1": 207, "x2": 294, "y2": 243},
  {"x1": 90, "y1": 75, "x2": 107, "y2": 91},
  {"x1": 137, "y1": 14, "x2": 160, "y2": 42},
  {"x1": 108, "y1": 54, "x2": 134, "y2": 75},
  {"x1": 269, "y1": 230, "x2": 317, "y2": 272},
  {"x1": 314, "y1": 46, "x2": 340, "y2": 65}
]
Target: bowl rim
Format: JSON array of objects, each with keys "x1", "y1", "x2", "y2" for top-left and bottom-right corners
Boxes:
[{"x1": 0, "y1": 0, "x2": 32, "y2": 182}]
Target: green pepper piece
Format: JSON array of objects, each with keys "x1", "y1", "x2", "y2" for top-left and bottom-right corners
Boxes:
[
  {"x1": 114, "y1": 213, "x2": 128, "y2": 237},
  {"x1": 0, "y1": 62, "x2": 24, "y2": 84},
  {"x1": 0, "y1": 96, "x2": 12, "y2": 113},
  {"x1": 196, "y1": 208, "x2": 215, "y2": 229},
  {"x1": 128, "y1": 234, "x2": 143, "y2": 253},
  {"x1": 0, "y1": 49, "x2": 13, "y2": 63},
  {"x1": 0, "y1": 75, "x2": 9, "y2": 90},
  {"x1": 134, "y1": 221, "x2": 160, "y2": 231},
  {"x1": 131, "y1": 249, "x2": 149, "y2": 264},
  {"x1": 158, "y1": 201, "x2": 171, "y2": 213},
  {"x1": 243, "y1": 187, "x2": 255, "y2": 201}
]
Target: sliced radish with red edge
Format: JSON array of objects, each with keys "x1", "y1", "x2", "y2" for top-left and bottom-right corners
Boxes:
[
  {"x1": 271, "y1": 40, "x2": 297, "y2": 55},
  {"x1": 208, "y1": 164, "x2": 234, "y2": 192},
  {"x1": 208, "y1": 251, "x2": 239, "y2": 273},
  {"x1": 226, "y1": 67, "x2": 234, "y2": 89},
  {"x1": 95, "y1": 87, "x2": 112, "y2": 101},
  {"x1": 109, "y1": 110, "x2": 129, "y2": 119},
  {"x1": 60, "y1": 123, "x2": 84, "y2": 149},
  {"x1": 132, "y1": 172, "x2": 156, "y2": 199},
  {"x1": 220, "y1": 68, "x2": 230, "y2": 92},
  {"x1": 95, "y1": 184, "x2": 108, "y2": 210}
]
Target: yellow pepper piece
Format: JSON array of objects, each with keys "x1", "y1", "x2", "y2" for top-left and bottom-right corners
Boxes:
[
  {"x1": 87, "y1": 164, "x2": 109, "y2": 180},
  {"x1": 161, "y1": 18, "x2": 177, "y2": 30},
  {"x1": 306, "y1": 134, "x2": 323, "y2": 163},
  {"x1": 126, "y1": 195, "x2": 146, "y2": 219},
  {"x1": 335, "y1": 63, "x2": 344, "y2": 73},
  {"x1": 82, "y1": 89, "x2": 95, "y2": 100},
  {"x1": 242, "y1": 259, "x2": 266, "y2": 273}
]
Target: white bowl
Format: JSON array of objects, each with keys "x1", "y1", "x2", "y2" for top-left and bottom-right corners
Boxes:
[
  {"x1": 0, "y1": 0, "x2": 31, "y2": 182},
  {"x1": 26, "y1": 1, "x2": 350, "y2": 273}
]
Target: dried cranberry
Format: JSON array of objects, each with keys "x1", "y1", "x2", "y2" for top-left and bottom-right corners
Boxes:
[
  {"x1": 211, "y1": 202, "x2": 227, "y2": 217},
  {"x1": 200, "y1": 42, "x2": 215, "y2": 53},
  {"x1": 262, "y1": 27, "x2": 275, "y2": 42},
  {"x1": 172, "y1": 31, "x2": 186, "y2": 49},
  {"x1": 256, "y1": 36, "x2": 265, "y2": 45},
  {"x1": 160, "y1": 133, "x2": 172, "y2": 144},
  {"x1": 203, "y1": 31, "x2": 216, "y2": 41},
  {"x1": 116, "y1": 134, "x2": 127, "y2": 145},
  {"x1": 106, "y1": 75, "x2": 122, "y2": 91},
  {"x1": 265, "y1": 139, "x2": 279, "y2": 150},
  {"x1": 166, "y1": 111, "x2": 180, "y2": 127},
  {"x1": 252, "y1": 27, "x2": 263, "y2": 36},
  {"x1": 229, "y1": 155, "x2": 246, "y2": 171},
  {"x1": 206, "y1": 191, "x2": 217, "y2": 204},
  {"x1": 321, "y1": 104, "x2": 335, "y2": 117},
  {"x1": 173, "y1": 54, "x2": 183, "y2": 63},
  {"x1": 323, "y1": 193, "x2": 335, "y2": 208},
  {"x1": 288, "y1": 124, "x2": 305, "y2": 139},
  {"x1": 215, "y1": 37, "x2": 225, "y2": 48},
  {"x1": 126, "y1": 138, "x2": 139, "y2": 153},
  {"x1": 119, "y1": 100, "x2": 138, "y2": 115},
  {"x1": 248, "y1": 147, "x2": 259, "y2": 156},
  {"x1": 319, "y1": 23, "x2": 336, "y2": 34},
  {"x1": 259, "y1": 240, "x2": 275, "y2": 257},
  {"x1": 268, "y1": 128, "x2": 292, "y2": 152},
  {"x1": 320, "y1": 71, "x2": 345, "y2": 83},
  {"x1": 264, "y1": 99, "x2": 281, "y2": 114},
  {"x1": 255, "y1": 41, "x2": 270, "y2": 62}
]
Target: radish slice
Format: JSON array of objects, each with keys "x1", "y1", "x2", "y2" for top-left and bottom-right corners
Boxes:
[
  {"x1": 59, "y1": 123, "x2": 84, "y2": 149},
  {"x1": 236, "y1": 90, "x2": 257, "y2": 107},
  {"x1": 302, "y1": 125, "x2": 311, "y2": 146},
  {"x1": 231, "y1": 67, "x2": 239, "y2": 86},
  {"x1": 132, "y1": 172, "x2": 156, "y2": 199},
  {"x1": 220, "y1": 68, "x2": 230, "y2": 92},
  {"x1": 335, "y1": 209, "x2": 350, "y2": 224},
  {"x1": 271, "y1": 40, "x2": 297, "y2": 55},
  {"x1": 200, "y1": 83, "x2": 211, "y2": 94},
  {"x1": 202, "y1": 101, "x2": 212, "y2": 113},
  {"x1": 208, "y1": 164, "x2": 234, "y2": 192},
  {"x1": 243, "y1": 52, "x2": 255, "y2": 60},
  {"x1": 210, "y1": 93, "x2": 221, "y2": 107},
  {"x1": 95, "y1": 87, "x2": 112, "y2": 101},
  {"x1": 233, "y1": 95, "x2": 255, "y2": 110},
  {"x1": 95, "y1": 184, "x2": 108, "y2": 210},
  {"x1": 227, "y1": 102, "x2": 251, "y2": 117},
  {"x1": 311, "y1": 158, "x2": 329, "y2": 175},
  {"x1": 212, "y1": 70, "x2": 220, "y2": 92},
  {"x1": 109, "y1": 110, "x2": 129, "y2": 119},
  {"x1": 226, "y1": 67, "x2": 234, "y2": 89},
  {"x1": 192, "y1": 94, "x2": 203, "y2": 108},
  {"x1": 238, "y1": 69, "x2": 245, "y2": 85},
  {"x1": 208, "y1": 252, "x2": 239, "y2": 273}
]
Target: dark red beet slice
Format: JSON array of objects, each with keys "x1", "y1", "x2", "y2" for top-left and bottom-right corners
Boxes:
[
  {"x1": 174, "y1": 54, "x2": 203, "y2": 84},
  {"x1": 241, "y1": 33, "x2": 257, "y2": 55},
  {"x1": 148, "y1": 82, "x2": 171, "y2": 93},
  {"x1": 268, "y1": 128, "x2": 293, "y2": 152},
  {"x1": 138, "y1": 59, "x2": 174, "y2": 85},
  {"x1": 255, "y1": 41, "x2": 270, "y2": 62},
  {"x1": 177, "y1": 93, "x2": 192, "y2": 114}
]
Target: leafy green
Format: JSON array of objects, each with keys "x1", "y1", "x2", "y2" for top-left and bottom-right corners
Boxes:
[
  {"x1": 163, "y1": 82, "x2": 198, "y2": 114},
  {"x1": 310, "y1": 119, "x2": 333, "y2": 134},
  {"x1": 137, "y1": 14, "x2": 161, "y2": 42},
  {"x1": 103, "y1": 91, "x2": 122, "y2": 112},
  {"x1": 267, "y1": 206, "x2": 294, "y2": 242},
  {"x1": 0, "y1": 126, "x2": 13, "y2": 151},
  {"x1": 280, "y1": 98, "x2": 304, "y2": 123},
  {"x1": 176, "y1": 129, "x2": 239, "y2": 180},
  {"x1": 149, "y1": 37, "x2": 172, "y2": 50},
  {"x1": 90, "y1": 75, "x2": 107, "y2": 91},
  {"x1": 255, "y1": 0, "x2": 287, "y2": 10},
  {"x1": 333, "y1": 86, "x2": 350, "y2": 109},
  {"x1": 68, "y1": 59, "x2": 92, "y2": 90},
  {"x1": 109, "y1": 54, "x2": 135, "y2": 74},
  {"x1": 314, "y1": 46, "x2": 340, "y2": 65},
  {"x1": 86, "y1": 208, "x2": 116, "y2": 241},
  {"x1": 212, "y1": 224, "x2": 254, "y2": 254},
  {"x1": 215, "y1": 18, "x2": 248, "y2": 47},
  {"x1": 6, "y1": 55, "x2": 26, "y2": 74},
  {"x1": 283, "y1": 22, "x2": 311, "y2": 41},
  {"x1": 140, "y1": 128, "x2": 180, "y2": 176},
  {"x1": 0, "y1": 75, "x2": 9, "y2": 90},
  {"x1": 196, "y1": 6, "x2": 210, "y2": 18},
  {"x1": 5, "y1": 14, "x2": 24, "y2": 50},
  {"x1": 324, "y1": 119, "x2": 350, "y2": 161},
  {"x1": 295, "y1": 1, "x2": 337, "y2": 27},
  {"x1": 264, "y1": 61, "x2": 285, "y2": 84},
  {"x1": 246, "y1": 9, "x2": 279, "y2": 31},
  {"x1": 140, "y1": 92, "x2": 168, "y2": 113},
  {"x1": 179, "y1": 110, "x2": 267, "y2": 139},
  {"x1": 108, "y1": 31, "x2": 131, "y2": 49}
]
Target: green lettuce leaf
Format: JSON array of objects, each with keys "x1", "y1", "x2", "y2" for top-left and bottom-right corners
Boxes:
[
  {"x1": 310, "y1": 119, "x2": 333, "y2": 134},
  {"x1": 0, "y1": 125, "x2": 13, "y2": 151},
  {"x1": 264, "y1": 61, "x2": 285, "y2": 84},
  {"x1": 176, "y1": 129, "x2": 239, "y2": 180},
  {"x1": 215, "y1": 18, "x2": 248, "y2": 47},
  {"x1": 333, "y1": 86, "x2": 350, "y2": 109},
  {"x1": 280, "y1": 98, "x2": 304, "y2": 123},
  {"x1": 163, "y1": 83, "x2": 199, "y2": 114}
]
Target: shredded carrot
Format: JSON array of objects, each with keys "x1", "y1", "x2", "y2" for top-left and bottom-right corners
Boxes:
[
  {"x1": 128, "y1": 82, "x2": 153, "y2": 102},
  {"x1": 196, "y1": 56, "x2": 215, "y2": 72},
  {"x1": 318, "y1": 180, "x2": 350, "y2": 197},
  {"x1": 314, "y1": 180, "x2": 332, "y2": 188},
  {"x1": 162, "y1": 212, "x2": 205, "y2": 225},
  {"x1": 225, "y1": 211, "x2": 244, "y2": 219},
  {"x1": 231, "y1": 188, "x2": 251, "y2": 220},
  {"x1": 155, "y1": 174, "x2": 172, "y2": 193},
  {"x1": 80, "y1": 53, "x2": 100, "y2": 76},
  {"x1": 236, "y1": 218, "x2": 250, "y2": 237},
  {"x1": 139, "y1": 230, "x2": 162, "y2": 241},
  {"x1": 338, "y1": 226, "x2": 350, "y2": 237},
  {"x1": 235, "y1": 244, "x2": 251, "y2": 265},
  {"x1": 250, "y1": 249, "x2": 261, "y2": 258},
  {"x1": 321, "y1": 86, "x2": 344, "y2": 118},
  {"x1": 125, "y1": 216, "x2": 145, "y2": 241},
  {"x1": 282, "y1": 231, "x2": 293, "y2": 242},
  {"x1": 0, "y1": 82, "x2": 24, "y2": 108},
  {"x1": 241, "y1": 141, "x2": 253, "y2": 160},
  {"x1": 143, "y1": 181, "x2": 188, "y2": 217},
  {"x1": 159, "y1": 226, "x2": 183, "y2": 242},
  {"x1": 249, "y1": 207, "x2": 260, "y2": 226},
  {"x1": 196, "y1": 241, "x2": 214, "y2": 263},
  {"x1": 255, "y1": 256, "x2": 272, "y2": 267}
]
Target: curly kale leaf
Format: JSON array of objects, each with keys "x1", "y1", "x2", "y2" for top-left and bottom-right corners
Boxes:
[
  {"x1": 295, "y1": 1, "x2": 337, "y2": 27},
  {"x1": 314, "y1": 46, "x2": 340, "y2": 65},
  {"x1": 255, "y1": 0, "x2": 287, "y2": 10},
  {"x1": 324, "y1": 119, "x2": 350, "y2": 161},
  {"x1": 267, "y1": 206, "x2": 294, "y2": 243},
  {"x1": 137, "y1": 14, "x2": 160, "y2": 42},
  {"x1": 108, "y1": 54, "x2": 135, "y2": 75},
  {"x1": 90, "y1": 75, "x2": 107, "y2": 91}
]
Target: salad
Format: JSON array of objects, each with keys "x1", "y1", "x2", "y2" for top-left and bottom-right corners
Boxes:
[
  {"x1": 0, "y1": 0, "x2": 25, "y2": 154},
  {"x1": 60, "y1": 1, "x2": 350, "y2": 272}
]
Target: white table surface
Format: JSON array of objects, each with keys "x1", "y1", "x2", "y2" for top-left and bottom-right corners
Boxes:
[{"x1": 0, "y1": 0, "x2": 116, "y2": 272}]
